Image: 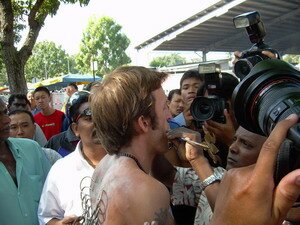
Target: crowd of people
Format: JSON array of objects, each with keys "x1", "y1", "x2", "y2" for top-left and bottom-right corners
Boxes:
[{"x1": 0, "y1": 54, "x2": 300, "y2": 225}]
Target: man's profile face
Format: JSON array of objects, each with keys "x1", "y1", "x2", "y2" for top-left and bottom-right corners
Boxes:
[
  {"x1": 226, "y1": 126, "x2": 266, "y2": 170},
  {"x1": 149, "y1": 87, "x2": 172, "y2": 153},
  {"x1": 72, "y1": 102, "x2": 100, "y2": 145},
  {"x1": 66, "y1": 86, "x2": 77, "y2": 97},
  {"x1": 9, "y1": 112, "x2": 35, "y2": 139}
]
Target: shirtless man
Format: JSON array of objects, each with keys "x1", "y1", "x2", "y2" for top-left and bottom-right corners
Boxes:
[{"x1": 89, "y1": 66, "x2": 174, "y2": 225}]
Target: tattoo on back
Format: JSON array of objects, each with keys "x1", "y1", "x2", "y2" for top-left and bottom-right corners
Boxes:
[
  {"x1": 91, "y1": 190, "x2": 108, "y2": 225},
  {"x1": 154, "y1": 208, "x2": 168, "y2": 225},
  {"x1": 82, "y1": 189, "x2": 108, "y2": 225}
]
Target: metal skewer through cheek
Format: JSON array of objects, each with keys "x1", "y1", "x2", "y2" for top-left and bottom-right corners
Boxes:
[{"x1": 181, "y1": 137, "x2": 210, "y2": 149}]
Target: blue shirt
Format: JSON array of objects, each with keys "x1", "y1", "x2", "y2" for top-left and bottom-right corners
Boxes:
[
  {"x1": 169, "y1": 112, "x2": 186, "y2": 129},
  {"x1": 0, "y1": 138, "x2": 51, "y2": 225}
]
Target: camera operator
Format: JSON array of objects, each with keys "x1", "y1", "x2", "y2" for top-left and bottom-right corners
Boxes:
[
  {"x1": 169, "y1": 69, "x2": 204, "y2": 130},
  {"x1": 189, "y1": 67, "x2": 239, "y2": 168},
  {"x1": 166, "y1": 69, "x2": 204, "y2": 168},
  {"x1": 210, "y1": 114, "x2": 300, "y2": 225}
]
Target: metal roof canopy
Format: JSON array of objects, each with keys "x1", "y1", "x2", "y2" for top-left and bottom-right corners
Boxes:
[{"x1": 135, "y1": 0, "x2": 300, "y2": 55}]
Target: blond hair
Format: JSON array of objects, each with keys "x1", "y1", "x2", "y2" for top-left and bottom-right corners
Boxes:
[{"x1": 91, "y1": 66, "x2": 168, "y2": 154}]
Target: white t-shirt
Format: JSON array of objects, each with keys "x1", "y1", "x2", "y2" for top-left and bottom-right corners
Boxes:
[{"x1": 38, "y1": 142, "x2": 94, "y2": 224}]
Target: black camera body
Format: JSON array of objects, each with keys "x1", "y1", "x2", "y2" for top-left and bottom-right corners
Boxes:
[
  {"x1": 190, "y1": 63, "x2": 228, "y2": 124},
  {"x1": 233, "y1": 11, "x2": 279, "y2": 80},
  {"x1": 232, "y1": 59, "x2": 300, "y2": 185}
]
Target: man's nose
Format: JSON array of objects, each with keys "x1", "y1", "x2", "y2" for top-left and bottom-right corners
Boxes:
[
  {"x1": 165, "y1": 108, "x2": 172, "y2": 121},
  {"x1": 188, "y1": 86, "x2": 197, "y2": 93},
  {"x1": 17, "y1": 127, "x2": 24, "y2": 135},
  {"x1": 229, "y1": 142, "x2": 239, "y2": 154}
]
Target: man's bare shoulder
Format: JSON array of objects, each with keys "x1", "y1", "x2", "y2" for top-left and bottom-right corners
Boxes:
[{"x1": 90, "y1": 155, "x2": 174, "y2": 224}]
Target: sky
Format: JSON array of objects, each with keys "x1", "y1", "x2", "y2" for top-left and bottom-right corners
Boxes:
[{"x1": 34, "y1": 0, "x2": 226, "y2": 65}]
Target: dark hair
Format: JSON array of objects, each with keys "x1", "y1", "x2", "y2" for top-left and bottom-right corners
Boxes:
[
  {"x1": 33, "y1": 86, "x2": 50, "y2": 96},
  {"x1": 167, "y1": 89, "x2": 181, "y2": 101},
  {"x1": 68, "y1": 82, "x2": 78, "y2": 90},
  {"x1": 8, "y1": 94, "x2": 31, "y2": 107},
  {"x1": 83, "y1": 81, "x2": 101, "y2": 92},
  {"x1": 8, "y1": 109, "x2": 35, "y2": 124},
  {"x1": 180, "y1": 69, "x2": 204, "y2": 89},
  {"x1": 68, "y1": 91, "x2": 90, "y2": 122}
]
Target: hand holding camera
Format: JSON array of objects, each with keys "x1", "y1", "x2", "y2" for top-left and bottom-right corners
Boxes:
[
  {"x1": 204, "y1": 108, "x2": 236, "y2": 147},
  {"x1": 233, "y1": 11, "x2": 280, "y2": 80}
]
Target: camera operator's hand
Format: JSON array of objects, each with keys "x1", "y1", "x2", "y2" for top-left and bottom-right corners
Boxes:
[
  {"x1": 204, "y1": 109, "x2": 236, "y2": 147},
  {"x1": 168, "y1": 126, "x2": 221, "y2": 210},
  {"x1": 210, "y1": 114, "x2": 300, "y2": 225},
  {"x1": 233, "y1": 50, "x2": 277, "y2": 66},
  {"x1": 232, "y1": 51, "x2": 243, "y2": 65},
  {"x1": 261, "y1": 50, "x2": 277, "y2": 59},
  {"x1": 167, "y1": 127, "x2": 204, "y2": 163}
]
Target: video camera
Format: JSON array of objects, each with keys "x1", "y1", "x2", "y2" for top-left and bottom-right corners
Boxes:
[
  {"x1": 190, "y1": 63, "x2": 229, "y2": 124},
  {"x1": 233, "y1": 11, "x2": 280, "y2": 80}
]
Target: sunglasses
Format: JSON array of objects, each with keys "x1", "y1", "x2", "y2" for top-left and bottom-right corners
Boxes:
[{"x1": 74, "y1": 108, "x2": 92, "y2": 123}]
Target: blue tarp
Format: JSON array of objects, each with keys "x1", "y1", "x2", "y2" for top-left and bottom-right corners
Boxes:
[
  {"x1": 62, "y1": 73, "x2": 101, "y2": 83},
  {"x1": 33, "y1": 73, "x2": 102, "y2": 91}
]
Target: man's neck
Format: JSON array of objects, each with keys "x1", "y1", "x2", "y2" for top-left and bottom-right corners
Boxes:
[
  {"x1": 41, "y1": 107, "x2": 55, "y2": 116},
  {"x1": 81, "y1": 143, "x2": 106, "y2": 168},
  {"x1": 120, "y1": 138, "x2": 155, "y2": 174}
]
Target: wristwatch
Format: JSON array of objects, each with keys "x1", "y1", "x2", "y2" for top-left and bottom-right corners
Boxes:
[{"x1": 200, "y1": 170, "x2": 224, "y2": 191}]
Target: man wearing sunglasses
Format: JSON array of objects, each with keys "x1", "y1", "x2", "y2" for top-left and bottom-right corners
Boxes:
[{"x1": 38, "y1": 91, "x2": 106, "y2": 225}]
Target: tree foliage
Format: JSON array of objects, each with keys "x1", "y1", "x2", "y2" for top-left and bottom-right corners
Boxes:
[
  {"x1": 149, "y1": 53, "x2": 187, "y2": 68},
  {"x1": 25, "y1": 41, "x2": 72, "y2": 82},
  {"x1": 76, "y1": 16, "x2": 131, "y2": 76},
  {"x1": 0, "y1": 0, "x2": 90, "y2": 94},
  {"x1": 283, "y1": 54, "x2": 300, "y2": 65}
]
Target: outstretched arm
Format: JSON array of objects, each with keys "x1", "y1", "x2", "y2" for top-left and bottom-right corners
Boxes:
[
  {"x1": 168, "y1": 127, "x2": 221, "y2": 210},
  {"x1": 210, "y1": 114, "x2": 300, "y2": 225}
]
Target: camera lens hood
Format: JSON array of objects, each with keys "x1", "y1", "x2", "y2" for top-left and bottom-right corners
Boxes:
[{"x1": 232, "y1": 59, "x2": 300, "y2": 135}]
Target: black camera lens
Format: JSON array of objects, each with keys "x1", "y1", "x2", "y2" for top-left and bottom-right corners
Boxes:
[
  {"x1": 190, "y1": 96, "x2": 214, "y2": 122},
  {"x1": 232, "y1": 59, "x2": 300, "y2": 185},
  {"x1": 234, "y1": 54, "x2": 267, "y2": 80},
  {"x1": 190, "y1": 96, "x2": 226, "y2": 123},
  {"x1": 232, "y1": 59, "x2": 300, "y2": 139}
]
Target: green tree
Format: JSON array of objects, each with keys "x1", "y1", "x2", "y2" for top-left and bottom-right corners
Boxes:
[
  {"x1": 0, "y1": 54, "x2": 7, "y2": 84},
  {"x1": 283, "y1": 54, "x2": 300, "y2": 65},
  {"x1": 149, "y1": 53, "x2": 187, "y2": 68},
  {"x1": 0, "y1": 0, "x2": 90, "y2": 94},
  {"x1": 25, "y1": 41, "x2": 71, "y2": 82},
  {"x1": 76, "y1": 16, "x2": 131, "y2": 76}
]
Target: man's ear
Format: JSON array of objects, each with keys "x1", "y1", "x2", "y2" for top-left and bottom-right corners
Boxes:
[
  {"x1": 135, "y1": 116, "x2": 150, "y2": 134},
  {"x1": 166, "y1": 100, "x2": 171, "y2": 108},
  {"x1": 71, "y1": 122, "x2": 80, "y2": 137}
]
